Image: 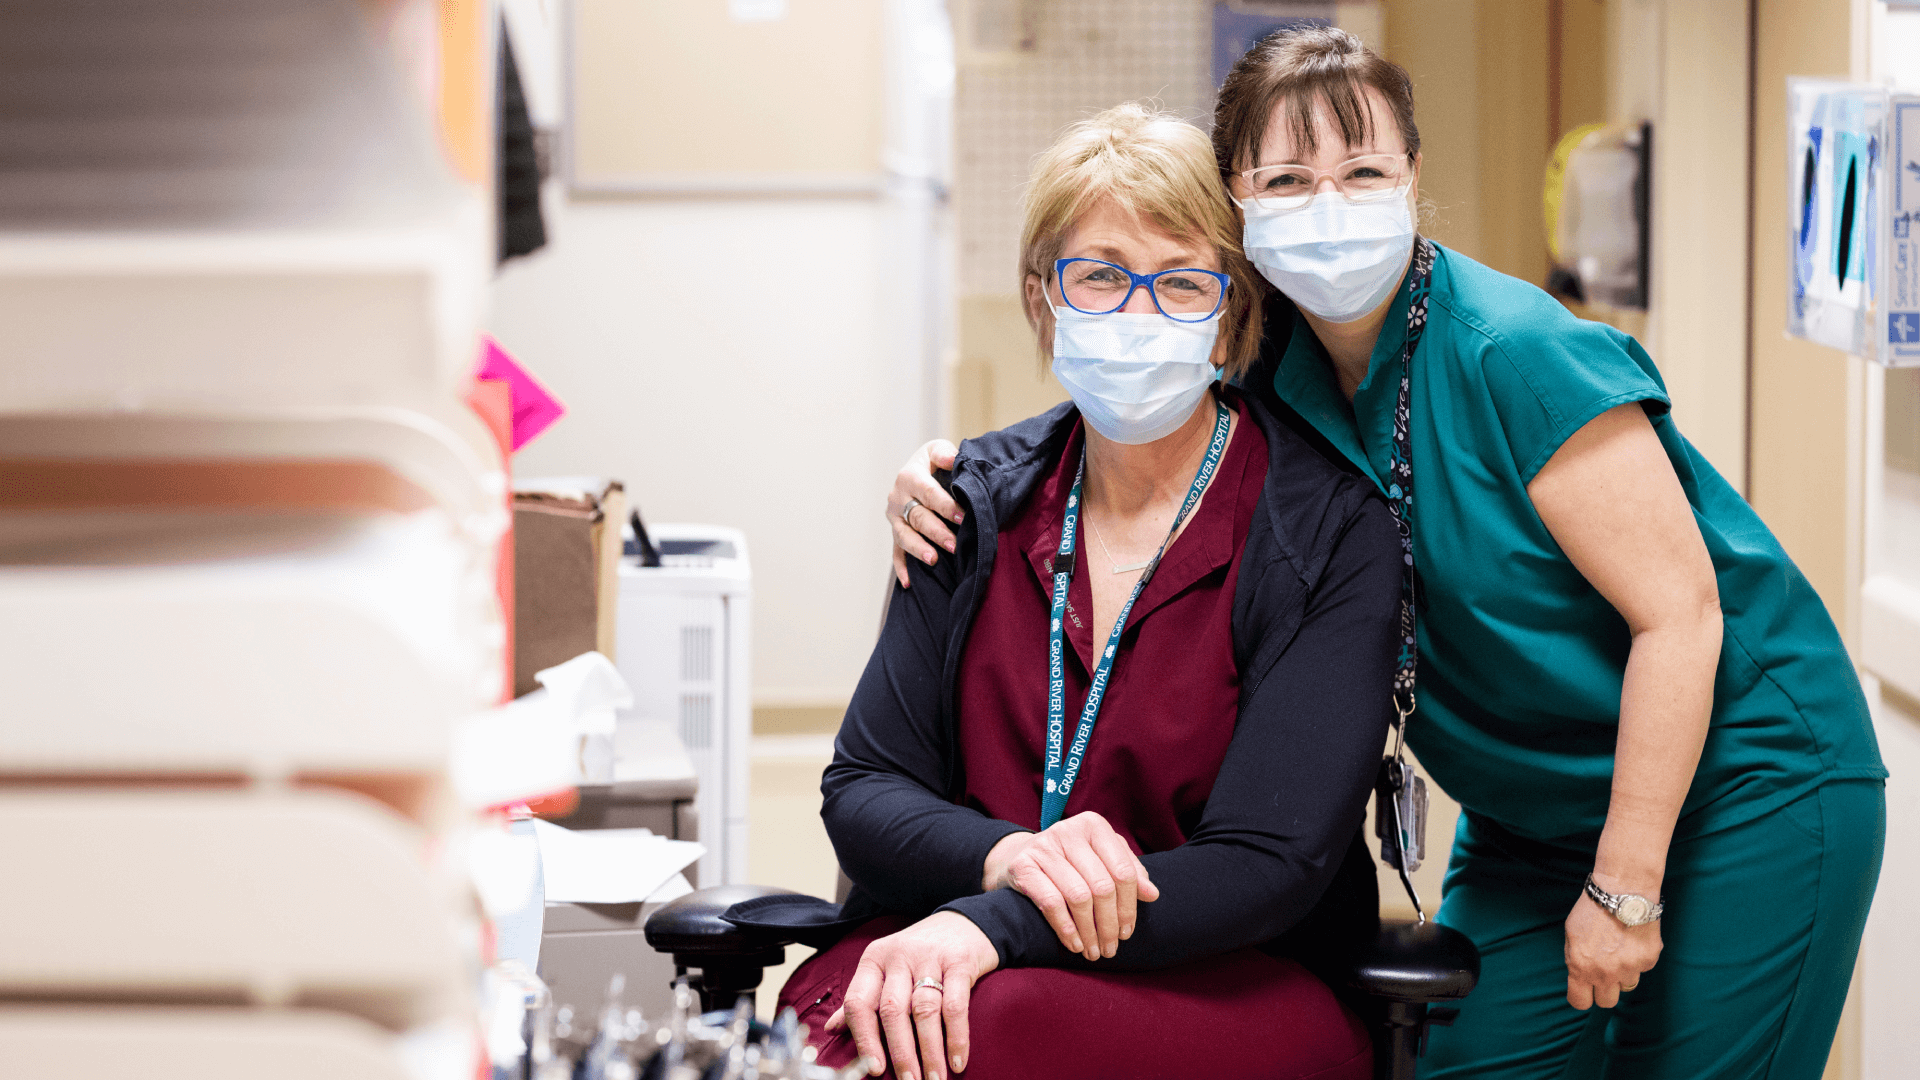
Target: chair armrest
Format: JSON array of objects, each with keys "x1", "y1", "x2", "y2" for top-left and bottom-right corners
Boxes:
[
  {"x1": 643, "y1": 884, "x2": 800, "y2": 958},
  {"x1": 1340, "y1": 918, "x2": 1480, "y2": 1003}
]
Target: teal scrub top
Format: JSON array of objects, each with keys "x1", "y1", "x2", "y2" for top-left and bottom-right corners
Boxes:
[{"x1": 1271, "y1": 243, "x2": 1886, "y2": 844}]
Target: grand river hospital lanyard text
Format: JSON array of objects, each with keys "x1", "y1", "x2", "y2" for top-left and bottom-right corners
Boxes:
[
  {"x1": 1040, "y1": 397, "x2": 1232, "y2": 830},
  {"x1": 1380, "y1": 236, "x2": 1437, "y2": 914}
]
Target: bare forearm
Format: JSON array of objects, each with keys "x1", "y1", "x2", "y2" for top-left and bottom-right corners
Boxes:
[
  {"x1": 1593, "y1": 613, "x2": 1721, "y2": 895},
  {"x1": 981, "y1": 831, "x2": 1031, "y2": 892}
]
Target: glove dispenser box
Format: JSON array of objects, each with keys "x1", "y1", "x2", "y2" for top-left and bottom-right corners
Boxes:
[{"x1": 1787, "y1": 80, "x2": 1920, "y2": 366}]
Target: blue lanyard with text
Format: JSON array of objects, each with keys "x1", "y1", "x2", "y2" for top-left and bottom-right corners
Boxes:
[{"x1": 1041, "y1": 398, "x2": 1233, "y2": 829}]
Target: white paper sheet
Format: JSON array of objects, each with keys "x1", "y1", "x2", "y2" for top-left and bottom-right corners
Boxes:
[
  {"x1": 530, "y1": 819, "x2": 704, "y2": 904},
  {"x1": 644, "y1": 872, "x2": 695, "y2": 906}
]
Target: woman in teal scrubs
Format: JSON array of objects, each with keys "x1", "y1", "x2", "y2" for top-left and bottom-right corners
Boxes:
[{"x1": 887, "y1": 27, "x2": 1885, "y2": 1080}]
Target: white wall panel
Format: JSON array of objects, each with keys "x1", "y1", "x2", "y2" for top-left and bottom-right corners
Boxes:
[{"x1": 488, "y1": 199, "x2": 897, "y2": 706}]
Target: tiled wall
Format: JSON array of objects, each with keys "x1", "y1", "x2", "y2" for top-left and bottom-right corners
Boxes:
[
  {"x1": 950, "y1": 0, "x2": 1213, "y2": 435},
  {"x1": 954, "y1": 0, "x2": 1213, "y2": 298}
]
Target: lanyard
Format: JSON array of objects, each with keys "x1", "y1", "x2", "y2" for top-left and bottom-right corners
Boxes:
[
  {"x1": 1041, "y1": 397, "x2": 1233, "y2": 829},
  {"x1": 1387, "y1": 236, "x2": 1437, "y2": 731},
  {"x1": 1377, "y1": 237, "x2": 1437, "y2": 916}
]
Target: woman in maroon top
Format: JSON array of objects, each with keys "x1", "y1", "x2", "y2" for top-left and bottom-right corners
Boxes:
[{"x1": 777, "y1": 104, "x2": 1399, "y2": 1080}]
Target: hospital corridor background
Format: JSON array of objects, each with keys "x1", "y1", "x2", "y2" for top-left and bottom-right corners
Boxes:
[{"x1": 2, "y1": 1, "x2": 1918, "y2": 1078}]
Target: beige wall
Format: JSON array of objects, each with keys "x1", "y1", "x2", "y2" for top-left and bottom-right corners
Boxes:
[
  {"x1": 1645, "y1": 0, "x2": 1752, "y2": 490},
  {"x1": 1750, "y1": 0, "x2": 1863, "y2": 639},
  {"x1": 1557, "y1": 0, "x2": 1612, "y2": 139},
  {"x1": 1380, "y1": 0, "x2": 1598, "y2": 286},
  {"x1": 571, "y1": 0, "x2": 885, "y2": 186},
  {"x1": 1472, "y1": 0, "x2": 1553, "y2": 287},
  {"x1": 1389, "y1": 0, "x2": 1755, "y2": 488},
  {"x1": 1386, "y1": 0, "x2": 1488, "y2": 261},
  {"x1": 954, "y1": 294, "x2": 1061, "y2": 440}
]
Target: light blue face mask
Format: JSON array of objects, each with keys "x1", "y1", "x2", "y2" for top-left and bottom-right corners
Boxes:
[
  {"x1": 1048, "y1": 302, "x2": 1223, "y2": 445},
  {"x1": 1241, "y1": 187, "x2": 1415, "y2": 323}
]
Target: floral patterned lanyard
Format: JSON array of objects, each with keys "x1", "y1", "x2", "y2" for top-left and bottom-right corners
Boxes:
[
  {"x1": 1378, "y1": 236, "x2": 1437, "y2": 915},
  {"x1": 1390, "y1": 236, "x2": 1437, "y2": 716}
]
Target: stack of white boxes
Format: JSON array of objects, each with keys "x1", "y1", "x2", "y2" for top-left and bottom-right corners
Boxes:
[{"x1": 0, "y1": 3, "x2": 504, "y2": 1078}]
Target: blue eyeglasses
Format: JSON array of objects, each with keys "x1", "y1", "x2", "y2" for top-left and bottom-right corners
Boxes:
[{"x1": 1053, "y1": 258, "x2": 1230, "y2": 323}]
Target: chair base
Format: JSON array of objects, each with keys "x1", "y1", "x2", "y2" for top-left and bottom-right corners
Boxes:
[
  {"x1": 1370, "y1": 1000, "x2": 1459, "y2": 1080},
  {"x1": 669, "y1": 946, "x2": 788, "y2": 1015}
]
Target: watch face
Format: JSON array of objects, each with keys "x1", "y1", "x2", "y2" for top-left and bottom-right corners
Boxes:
[{"x1": 1617, "y1": 896, "x2": 1651, "y2": 925}]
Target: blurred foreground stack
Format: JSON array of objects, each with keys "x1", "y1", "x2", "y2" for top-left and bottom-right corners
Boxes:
[{"x1": 0, "y1": 3, "x2": 506, "y2": 1078}]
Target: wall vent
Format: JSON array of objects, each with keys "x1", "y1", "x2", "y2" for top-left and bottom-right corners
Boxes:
[
  {"x1": 680, "y1": 625, "x2": 714, "y2": 682},
  {"x1": 679, "y1": 692, "x2": 713, "y2": 749}
]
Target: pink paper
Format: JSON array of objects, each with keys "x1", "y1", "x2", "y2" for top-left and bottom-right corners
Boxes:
[{"x1": 476, "y1": 336, "x2": 566, "y2": 451}]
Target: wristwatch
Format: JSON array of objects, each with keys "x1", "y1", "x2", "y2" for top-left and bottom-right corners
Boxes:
[{"x1": 1584, "y1": 874, "x2": 1664, "y2": 926}]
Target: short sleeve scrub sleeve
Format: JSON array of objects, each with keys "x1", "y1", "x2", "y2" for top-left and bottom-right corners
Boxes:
[{"x1": 1269, "y1": 243, "x2": 1885, "y2": 845}]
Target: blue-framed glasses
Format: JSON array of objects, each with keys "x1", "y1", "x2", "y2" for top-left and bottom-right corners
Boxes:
[{"x1": 1053, "y1": 258, "x2": 1230, "y2": 323}]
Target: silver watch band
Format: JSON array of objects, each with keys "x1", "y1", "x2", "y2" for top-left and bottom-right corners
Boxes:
[{"x1": 1584, "y1": 873, "x2": 1664, "y2": 926}]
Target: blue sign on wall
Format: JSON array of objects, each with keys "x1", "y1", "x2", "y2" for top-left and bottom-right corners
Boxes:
[{"x1": 1211, "y1": 3, "x2": 1329, "y2": 91}]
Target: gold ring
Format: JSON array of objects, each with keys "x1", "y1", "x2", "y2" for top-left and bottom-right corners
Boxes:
[{"x1": 1621, "y1": 981, "x2": 1639, "y2": 992}]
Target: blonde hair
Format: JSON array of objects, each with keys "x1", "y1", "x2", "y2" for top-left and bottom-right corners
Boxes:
[{"x1": 1019, "y1": 102, "x2": 1262, "y2": 378}]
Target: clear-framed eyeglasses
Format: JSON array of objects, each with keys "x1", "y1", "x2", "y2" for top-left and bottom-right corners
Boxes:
[
  {"x1": 1232, "y1": 153, "x2": 1413, "y2": 212},
  {"x1": 1052, "y1": 258, "x2": 1230, "y2": 323}
]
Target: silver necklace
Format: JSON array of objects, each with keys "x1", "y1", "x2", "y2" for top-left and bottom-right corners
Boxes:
[
  {"x1": 1087, "y1": 514, "x2": 1151, "y2": 575},
  {"x1": 1083, "y1": 407, "x2": 1225, "y2": 575}
]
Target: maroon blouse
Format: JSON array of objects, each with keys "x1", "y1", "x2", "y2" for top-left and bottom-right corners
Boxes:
[
  {"x1": 955, "y1": 392, "x2": 1268, "y2": 853},
  {"x1": 778, "y1": 390, "x2": 1374, "y2": 1078}
]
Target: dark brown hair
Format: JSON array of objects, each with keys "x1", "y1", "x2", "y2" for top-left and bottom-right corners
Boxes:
[{"x1": 1212, "y1": 26, "x2": 1419, "y2": 176}]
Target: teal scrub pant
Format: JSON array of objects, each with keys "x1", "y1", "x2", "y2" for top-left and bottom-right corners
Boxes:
[{"x1": 1422, "y1": 780, "x2": 1884, "y2": 1080}]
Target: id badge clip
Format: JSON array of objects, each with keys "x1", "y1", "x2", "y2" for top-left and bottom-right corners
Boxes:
[
  {"x1": 1373, "y1": 699, "x2": 1429, "y2": 919},
  {"x1": 1374, "y1": 757, "x2": 1428, "y2": 873}
]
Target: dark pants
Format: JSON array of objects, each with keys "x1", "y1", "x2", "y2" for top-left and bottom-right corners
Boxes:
[
  {"x1": 1424, "y1": 780, "x2": 1885, "y2": 1079},
  {"x1": 779, "y1": 916, "x2": 1373, "y2": 1080}
]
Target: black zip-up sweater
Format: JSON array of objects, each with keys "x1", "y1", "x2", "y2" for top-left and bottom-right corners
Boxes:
[{"x1": 821, "y1": 391, "x2": 1400, "y2": 972}]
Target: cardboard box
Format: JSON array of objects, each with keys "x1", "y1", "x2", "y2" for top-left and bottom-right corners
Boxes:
[{"x1": 512, "y1": 478, "x2": 624, "y2": 696}]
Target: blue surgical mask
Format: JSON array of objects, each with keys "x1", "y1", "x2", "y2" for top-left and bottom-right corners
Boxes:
[
  {"x1": 1241, "y1": 188, "x2": 1415, "y2": 323},
  {"x1": 1048, "y1": 302, "x2": 1222, "y2": 445}
]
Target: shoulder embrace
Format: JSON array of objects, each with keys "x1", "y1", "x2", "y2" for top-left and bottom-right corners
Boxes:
[{"x1": 953, "y1": 400, "x2": 1076, "y2": 476}]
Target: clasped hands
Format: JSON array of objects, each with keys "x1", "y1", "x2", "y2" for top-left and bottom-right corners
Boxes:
[{"x1": 826, "y1": 811, "x2": 1156, "y2": 1080}]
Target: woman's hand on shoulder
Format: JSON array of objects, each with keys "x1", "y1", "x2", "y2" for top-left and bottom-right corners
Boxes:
[
  {"x1": 825, "y1": 911, "x2": 998, "y2": 1080},
  {"x1": 890, "y1": 439, "x2": 962, "y2": 587},
  {"x1": 981, "y1": 812, "x2": 1160, "y2": 961}
]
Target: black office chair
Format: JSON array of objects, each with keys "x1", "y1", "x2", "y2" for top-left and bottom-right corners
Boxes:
[{"x1": 645, "y1": 884, "x2": 1477, "y2": 1080}]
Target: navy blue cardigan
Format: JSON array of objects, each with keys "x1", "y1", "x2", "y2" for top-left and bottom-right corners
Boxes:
[{"x1": 821, "y1": 391, "x2": 1400, "y2": 972}]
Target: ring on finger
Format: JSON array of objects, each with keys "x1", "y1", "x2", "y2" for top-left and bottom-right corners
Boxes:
[
  {"x1": 913, "y1": 976, "x2": 944, "y2": 992},
  {"x1": 901, "y1": 498, "x2": 922, "y2": 525},
  {"x1": 1621, "y1": 981, "x2": 1639, "y2": 992}
]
